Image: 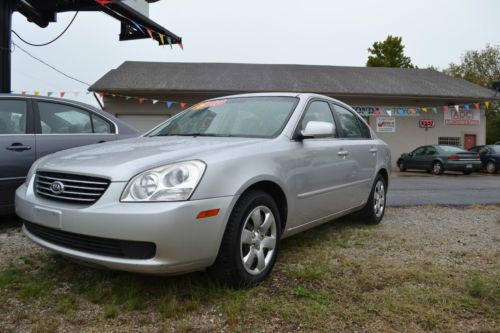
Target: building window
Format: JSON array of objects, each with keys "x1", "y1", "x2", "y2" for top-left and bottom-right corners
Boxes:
[{"x1": 438, "y1": 137, "x2": 461, "y2": 147}]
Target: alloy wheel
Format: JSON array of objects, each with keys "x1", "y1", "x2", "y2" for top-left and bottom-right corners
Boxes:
[
  {"x1": 373, "y1": 180, "x2": 385, "y2": 218},
  {"x1": 486, "y1": 162, "x2": 496, "y2": 174},
  {"x1": 432, "y1": 162, "x2": 442, "y2": 175},
  {"x1": 240, "y1": 206, "x2": 277, "y2": 275}
]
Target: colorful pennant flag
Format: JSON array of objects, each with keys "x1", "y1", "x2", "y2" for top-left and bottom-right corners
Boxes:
[
  {"x1": 146, "y1": 28, "x2": 153, "y2": 39},
  {"x1": 34, "y1": 90, "x2": 39, "y2": 96},
  {"x1": 131, "y1": 21, "x2": 146, "y2": 35},
  {"x1": 464, "y1": 104, "x2": 470, "y2": 110},
  {"x1": 138, "y1": 98, "x2": 145, "y2": 104},
  {"x1": 421, "y1": 107, "x2": 428, "y2": 113},
  {"x1": 47, "y1": 92, "x2": 53, "y2": 97},
  {"x1": 443, "y1": 106, "x2": 449, "y2": 113},
  {"x1": 167, "y1": 37, "x2": 173, "y2": 49},
  {"x1": 179, "y1": 42, "x2": 184, "y2": 51},
  {"x1": 166, "y1": 101, "x2": 173, "y2": 108},
  {"x1": 454, "y1": 105, "x2": 460, "y2": 111},
  {"x1": 485, "y1": 101, "x2": 490, "y2": 109},
  {"x1": 180, "y1": 102, "x2": 187, "y2": 109},
  {"x1": 60, "y1": 92, "x2": 65, "y2": 98},
  {"x1": 152, "y1": 99, "x2": 159, "y2": 104},
  {"x1": 98, "y1": 92, "x2": 105, "y2": 98},
  {"x1": 159, "y1": 34, "x2": 165, "y2": 45}
]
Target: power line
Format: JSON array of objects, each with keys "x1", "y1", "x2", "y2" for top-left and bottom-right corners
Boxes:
[
  {"x1": 12, "y1": 11, "x2": 79, "y2": 47},
  {"x1": 12, "y1": 41, "x2": 90, "y2": 86}
]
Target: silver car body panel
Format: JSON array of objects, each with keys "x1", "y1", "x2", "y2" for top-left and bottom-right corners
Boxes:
[{"x1": 16, "y1": 93, "x2": 391, "y2": 274}]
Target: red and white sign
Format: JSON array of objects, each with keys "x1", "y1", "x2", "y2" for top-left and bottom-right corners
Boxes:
[
  {"x1": 376, "y1": 117, "x2": 396, "y2": 133},
  {"x1": 444, "y1": 109, "x2": 480, "y2": 125}
]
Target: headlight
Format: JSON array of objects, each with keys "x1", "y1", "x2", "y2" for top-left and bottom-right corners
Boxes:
[{"x1": 121, "y1": 160, "x2": 206, "y2": 202}]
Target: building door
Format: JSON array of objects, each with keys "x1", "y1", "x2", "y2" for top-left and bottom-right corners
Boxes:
[{"x1": 464, "y1": 134, "x2": 476, "y2": 150}]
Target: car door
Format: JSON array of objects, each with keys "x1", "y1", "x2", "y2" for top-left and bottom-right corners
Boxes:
[
  {"x1": 0, "y1": 98, "x2": 36, "y2": 211},
  {"x1": 406, "y1": 146, "x2": 426, "y2": 170},
  {"x1": 291, "y1": 100, "x2": 352, "y2": 224},
  {"x1": 331, "y1": 104, "x2": 377, "y2": 208},
  {"x1": 422, "y1": 146, "x2": 438, "y2": 170},
  {"x1": 33, "y1": 100, "x2": 116, "y2": 158}
]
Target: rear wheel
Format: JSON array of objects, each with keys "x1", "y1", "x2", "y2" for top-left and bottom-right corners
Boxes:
[
  {"x1": 486, "y1": 161, "x2": 496, "y2": 174},
  {"x1": 360, "y1": 175, "x2": 386, "y2": 225},
  {"x1": 432, "y1": 161, "x2": 444, "y2": 175},
  {"x1": 210, "y1": 190, "x2": 281, "y2": 288}
]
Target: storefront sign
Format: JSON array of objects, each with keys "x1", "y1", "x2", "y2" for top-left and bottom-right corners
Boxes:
[
  {"x1": 376, "y1": 117, "x2": 396, "y2": 133},
  {"x1": 353, "y1": 106, "x2": 380, "y2": 116},
  {"x1": 444, "y1": 109, "x2": 480, "y2": 125},
  {"x1": 419, "y1": 119, "x2": 435, "y2": 128}
]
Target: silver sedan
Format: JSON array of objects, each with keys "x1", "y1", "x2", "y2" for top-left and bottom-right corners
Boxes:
[{"x1": 16, "y1": 93, "x2": 391, "y2": 287}]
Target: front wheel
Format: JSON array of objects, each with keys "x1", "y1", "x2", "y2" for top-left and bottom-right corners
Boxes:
[
  {"x1": 398, "y1": 160, "x2": 406, "y2": 172},
  {"x1": 210, "y1": 190, "x2": 281, "y2": 288},
  {"x1": 360, "y1": 175, "x2": 387, "y2": 225},
  {"x1": 432, "y1": 161, "x2": 444, "y2": 175}
]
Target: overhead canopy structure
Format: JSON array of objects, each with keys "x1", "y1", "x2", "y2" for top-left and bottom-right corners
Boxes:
[{"x1": 0, "y1": 0, "x2": 182, "y2": 93}]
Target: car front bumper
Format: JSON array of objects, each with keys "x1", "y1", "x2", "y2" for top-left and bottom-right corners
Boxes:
[{"x1": 15, "y1": 180, "x2": 238, "y2": 275}]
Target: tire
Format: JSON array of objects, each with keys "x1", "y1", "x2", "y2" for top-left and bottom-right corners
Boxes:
[
  {"x1": 463, "y1": 170, "x2": 472, "y2": 175},
  {"x1": 359, "y1": 174, "x2": 387, "y2": 225},
  {"x1": 432, "y1": 161, "x2": 444, "y2": 175},
  {"x1": 398, "y1": 160, "x2": 406, "y2": 172},
  {"x1": 210, "y1": 190, "x2": 281, "y2": 288},
  {"x1": 486, "y1": 161, "x2": 496, "y2": 174}
]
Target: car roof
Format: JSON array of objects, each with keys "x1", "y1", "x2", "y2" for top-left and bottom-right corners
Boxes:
[{"x1": 0, "y1": 93, "x2": 102, "y2": 112}]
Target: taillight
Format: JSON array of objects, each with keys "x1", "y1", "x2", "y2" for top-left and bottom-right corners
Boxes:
[
  {"x1": 476, "y1": 154, "x2": 480, "y2": 160},
  {"x1": 448, "y1": 155, "x2": 460, "y2": 161}
]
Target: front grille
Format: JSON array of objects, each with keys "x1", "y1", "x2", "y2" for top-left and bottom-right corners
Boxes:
[
  {"x1": 24, "y1": 221, "x2": 156, "y2": 260},
  {"x1": 35, "y1": 171, "x2": 110, "y2": 204}
]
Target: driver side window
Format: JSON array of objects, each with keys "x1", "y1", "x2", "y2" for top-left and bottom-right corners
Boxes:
[
  {"x1": 413, "y1": 147, "x2": 426, "y2": 156},
  {"x1": 300, "y1": 101, "x2": 337, "y2": 138}
]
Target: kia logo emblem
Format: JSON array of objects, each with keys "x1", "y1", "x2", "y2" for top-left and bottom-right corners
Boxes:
[{"x1": 50, "y1": 181, "x2": 65, "y2": 194}]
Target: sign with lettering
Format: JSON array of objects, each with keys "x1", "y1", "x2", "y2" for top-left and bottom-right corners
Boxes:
[
  {"x1": 376, "y1": 117, "x2": 396, "y2": 133},
  {"x1": 444, "y1": 109, "x2": 480, "y2": 125},
  {"x1": 419, "y1": 119, "x2": 435, "y2": 128}
]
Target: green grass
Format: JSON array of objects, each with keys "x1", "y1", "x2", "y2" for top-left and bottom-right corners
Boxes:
[{"x1": 0, "y1": 214, "x2": 498, "y2": 331}]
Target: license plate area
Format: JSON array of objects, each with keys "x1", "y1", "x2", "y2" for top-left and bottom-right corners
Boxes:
[
  {"x1": 466, "y1": 164, "x2": 472, "y2": 168},
  {"x1": 33, "y1": 206, "x2": 61, "y2": 229}
]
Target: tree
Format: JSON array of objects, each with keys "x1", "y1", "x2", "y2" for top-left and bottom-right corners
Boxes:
[
  {"x1": 443, "y1": 44, "x2": 500, "y2": 88},
  {"x1": 444, "y1": 44, "x2": 500, "y2": 144},
  {"x1": 366, "y1": 35, "x2": 414, "y2": 68}
]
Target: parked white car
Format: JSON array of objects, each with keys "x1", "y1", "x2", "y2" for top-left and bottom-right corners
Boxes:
[{"x1": 16, "y1": 93, "x2": 391, "y2": 287}]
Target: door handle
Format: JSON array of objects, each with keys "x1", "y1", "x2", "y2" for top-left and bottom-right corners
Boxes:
[
  {"x1": 7, "y1": 143, "x2": 32, "y2": 152},
  {"x1": 370, "y1": 147, "x2": 378, "y2": 153},
  {"x1": 338, "y1": 150, "x2": 349, "y2": 157},
  {"x1": 97, "y1": 140, "x2": 106, "y2": 143}
]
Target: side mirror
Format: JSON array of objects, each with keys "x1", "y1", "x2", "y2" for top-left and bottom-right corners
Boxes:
[{"x1": 300, "y1": 121, "x2": 334, "y2": 139}]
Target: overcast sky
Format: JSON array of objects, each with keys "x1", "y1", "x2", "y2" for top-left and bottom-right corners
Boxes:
[{"x1": 11, "y1": 0, "x2": 500, "y2": 106}]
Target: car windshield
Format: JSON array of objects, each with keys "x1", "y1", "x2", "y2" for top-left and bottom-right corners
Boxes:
[
  {"x1": 148, "y1": 97, "x2": 298, "y2": 138},
  {"x1": 439, "y1": 145, "x2": 466, "y2": 153}
]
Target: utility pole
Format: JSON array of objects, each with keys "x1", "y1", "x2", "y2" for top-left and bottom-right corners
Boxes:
[{"x1": 0, "y1": 0, "x2": 13, "y2": 93}]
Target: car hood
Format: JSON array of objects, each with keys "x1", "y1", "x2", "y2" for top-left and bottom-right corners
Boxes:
[{"x1": 37, "y1": 136, "x2": 267, "y2": 181}]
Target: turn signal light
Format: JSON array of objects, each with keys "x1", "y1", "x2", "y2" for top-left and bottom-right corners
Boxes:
[{"x1": 196, "y1": 209, "x2": 220, "y2": 219}]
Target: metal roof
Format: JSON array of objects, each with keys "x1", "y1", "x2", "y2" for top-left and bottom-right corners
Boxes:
[{"x1": 89, "y1": 62, "x2": 497, "y2": 102}]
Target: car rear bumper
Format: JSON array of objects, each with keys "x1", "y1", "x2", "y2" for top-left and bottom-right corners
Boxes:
[
  {"x1": 16, "y1": 181, "x2": 238, "y2": 275},
  {"x1": 444, "y1": 160, "x2": 482, "y2": 171}
]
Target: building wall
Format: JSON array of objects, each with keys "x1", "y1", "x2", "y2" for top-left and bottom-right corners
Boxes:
[{"x1": 366, "y1": 109, "x2": 486, "y2": 164}]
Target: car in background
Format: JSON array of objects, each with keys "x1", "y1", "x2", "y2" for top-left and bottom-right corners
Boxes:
[
  {"x1": 469, "y1": 145, "x2": 500, "y2": 173},
  {"x1": 0, "y1": 94, "x2": 140, "y2": 214},
  {"x1": 16, "y1": 93, "x2": 391, "y2": 287},
  {"x1": 397, "y1": 144, "x2": 481, "y2": 175}
]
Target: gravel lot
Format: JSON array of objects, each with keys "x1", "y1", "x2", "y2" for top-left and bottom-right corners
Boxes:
[{"x1": 0, "y1": 205, "x2": 499, "y2": 332}]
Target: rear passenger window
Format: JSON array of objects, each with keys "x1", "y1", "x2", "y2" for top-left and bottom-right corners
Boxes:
[
  {"x1": 92, "y1": 114, "x2": 111, "y2": 133},
  {"x1": 333, "y1": 105, "x2": 371, "y2": 139},
  {"x1": 0, "y1": 100, "x2": 27, "y2": 134},
  {"x1": 301, "y1": 101, "x2": 337, "y2": 137}
]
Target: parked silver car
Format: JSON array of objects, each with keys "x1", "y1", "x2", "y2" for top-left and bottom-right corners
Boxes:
[{"x1": 16, "y1": 93, "x2": 391, "y2": 286}]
